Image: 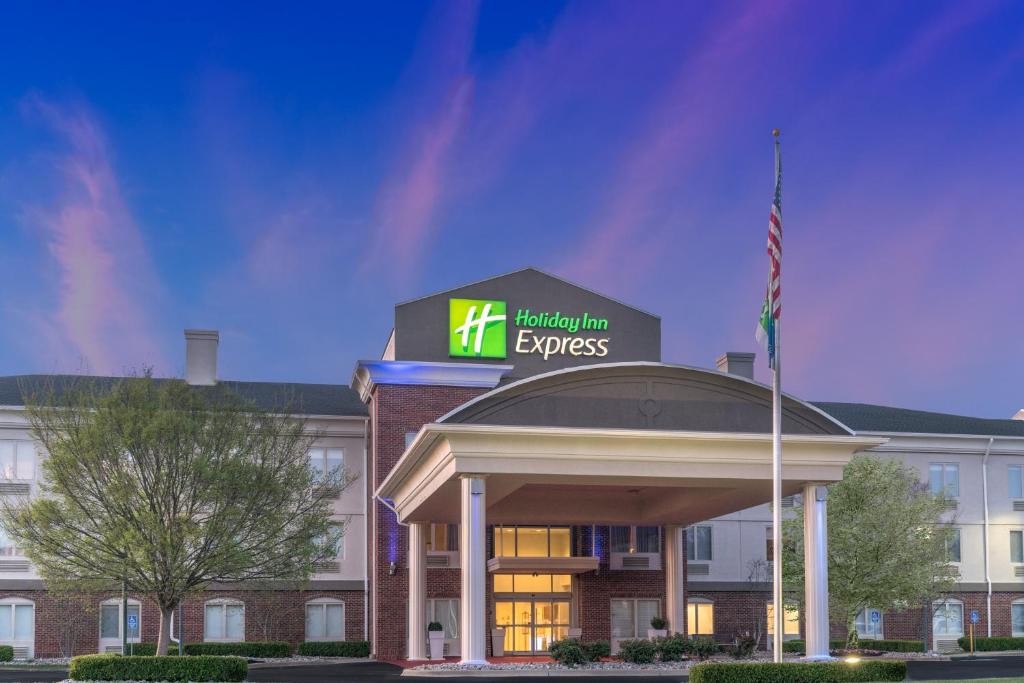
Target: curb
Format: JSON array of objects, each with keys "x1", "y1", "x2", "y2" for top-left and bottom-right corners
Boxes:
[{"x1": 401, "y1": 668, "x2": 691, "y2": 677}]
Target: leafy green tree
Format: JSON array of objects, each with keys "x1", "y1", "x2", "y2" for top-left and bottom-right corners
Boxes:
[
  {"x1": 1, "y1": 376, "x2": 347, "y2": 655},
  {"x1": 781, "y1": 455, "x2": 957, "y2": 647}
]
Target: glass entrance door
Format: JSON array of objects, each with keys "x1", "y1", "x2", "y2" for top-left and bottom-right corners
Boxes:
[{"x1": 495, "y1": 600, "x2": 570, "y2": 654}]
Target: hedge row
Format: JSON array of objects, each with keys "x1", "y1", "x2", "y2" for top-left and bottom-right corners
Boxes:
[
  {"x1": 689, "y1": 660, "x2": 907, "y2": 683},
  {"x1": 69, "y1": 654, "x2": 247, "y2": 682},
  {"x1": 957, "y1": 636, "x2": 1024, "y2": 651},
  {"x1": 0, "y1": 646, "x2": 11, "y2": 662},
  {"x1": 783, "y1": 639, "x2": 923, "y2": 653},
  {"x1": 129, "y1": 641, "x2": 292, "y2": 657},
  {"x1": 297, "y1": 641, "x2": 370, "y2": 657}
]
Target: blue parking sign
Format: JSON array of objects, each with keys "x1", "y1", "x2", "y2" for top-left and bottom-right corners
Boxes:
[
  {"x1": 970, "y1": 610, "x2": 979, "y2": 624},
  {"x1": 870, "y1": 610, "x2": 880, "y2": 624},
  {"x1": 127, "y1": 614, "x2": 138, "y2": 630}
]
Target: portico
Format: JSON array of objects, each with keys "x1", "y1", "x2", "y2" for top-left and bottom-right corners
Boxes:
[{"x1": 376, "y1": 363, "x2": 884, "y2": 663}]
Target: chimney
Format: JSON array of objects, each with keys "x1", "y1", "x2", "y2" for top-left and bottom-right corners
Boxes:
[
  {"x1": 716, "y1": 351, "x2": 755, "y2": 380},
  {"x1": 184, "y1": 329, "x2": 219, "y2": 386}
]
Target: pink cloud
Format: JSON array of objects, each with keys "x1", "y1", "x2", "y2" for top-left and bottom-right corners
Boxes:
[{"x1": 19, "y1": 96, "x2": 167, "y2": 375}]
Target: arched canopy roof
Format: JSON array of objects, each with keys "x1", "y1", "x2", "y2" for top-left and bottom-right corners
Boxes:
[{"x1": 441, "y1": 362, "x2": 851, "y2": 436}]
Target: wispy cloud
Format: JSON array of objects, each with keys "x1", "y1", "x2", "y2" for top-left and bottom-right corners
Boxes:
[{"x1": 16, "y1": 96, "x2": 167, "y2": 374}]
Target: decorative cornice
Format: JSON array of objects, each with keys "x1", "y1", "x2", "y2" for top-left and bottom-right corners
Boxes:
[{"x1": 351, "y1": 360, "x2": 512, "y2": 403}]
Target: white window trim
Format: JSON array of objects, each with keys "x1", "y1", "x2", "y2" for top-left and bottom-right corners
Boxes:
[
  {"x1": 686, "y1": 525, "x2": 713, "y2": 562},
  {"x1": 99, "y1": 598, "x2": 142, "y2": 645},
  {"x1": 308, "y1": 447, "x2": 345, "y2": 486},
  {"x1": 687, "y1": 597, "x2": 714, "y2": 636},
  {"x1": 929, "y1": 462, "x2": 959, "y2": 498},
  {"x1": 1011, "y1": 599, "x2": 1024, "y2": 638},
  {"x1": 0, "y1": 441, "x2": 35, "y2": 482},
  {"x1": 1009, "y1": 465, "x2": 1024, "y2": 500},
  {"x1": 1010, "y1": 529, "x2": 1024, "y2": 564},
  {"x1": 610, "y1": 598, "x2": 661, "y2": 640},
  {"x1": 203, "y1": 599, "x2": 245, "y2": 643},
  {"x1": 947, "y1": 527, "x2": 962, "y2": 564},
  {"x1": 855, "y1": 607, "x2": 884, "y2": 640},
  {"x1": 932, "y1": 598, "x2": 964, "y2": 638},
  {"x1": 0, "y1": 597, "x2": 35, "y2": 658},
  {"x1": 767, "y1": 601, "x2": 801, "y2": 640},
  {"x1": 305, "y1": 599, "x2": 345, "y2": 642}
]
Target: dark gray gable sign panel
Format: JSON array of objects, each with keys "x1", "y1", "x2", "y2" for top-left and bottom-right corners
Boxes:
[{"x1": 393, "y1": 268, "x2": 661, "y2": 381}]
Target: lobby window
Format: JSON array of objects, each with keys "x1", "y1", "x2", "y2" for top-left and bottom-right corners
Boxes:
[
  {"x1": 494, "y1": 526, "x2": 571, "y2": 558},
  {"x1": 0, "y1": 441, "x2": 34, "y2": 480},
  {"x1": 766, "y1": 602, "x2": 800, "y2": 639},
  {"x1": 1012, "y1": 600, "x2": 1024, "y2": 637},
  {"x1": 0, "y1": 598, "x2": 34, "y2": 657},
  {"x1": 305, "y1": 599, "x2": 344, "y2": 641},
  {"x1": 610, "y1": 526, "x2": 660, "y2": 553},
  {"x1": 493, "y1": 574, "x2": 571, "y2": 593},
  {"x1": 427, "y1": 524, "x2": 459, "y2": 553},
  {"x1": 204, "y1": 599, "x2": 244, "y2": 642},
  {"x1": 687, "y1": 598, "x2": 714, "y2": 636},
  {"x1": 929, "y1": 463, "x2": 959, "y2": 498},
  {"x1": 1011, "y1": 466, "x2": 1024, "y2": 499},
  {"x1": 855, "y1": 608, "x2": 884, "y2": 640},
  {"x1": 610, "y1": 599, "x2": 660, "y2": 640},
  {"x1": 686, "y1": 526, "x2": 712, "y2": 562},
  {"x1": 945, "y1": 528, "x2": 961, "y2": 563},
  {"x1": 308, "y1": 448, "x2": 344, "y2": 486},
  {"x1": 1011, "y1": 530, "x2": 1024, "y2": 564}
]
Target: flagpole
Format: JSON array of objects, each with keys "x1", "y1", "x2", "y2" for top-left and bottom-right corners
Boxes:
[{"x1": 771, "y1": 129, "x2": 783, "y2": 664}]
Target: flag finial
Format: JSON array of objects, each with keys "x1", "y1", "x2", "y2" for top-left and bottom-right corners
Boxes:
[{"x1": 772, "y1": 128, "x2": 780, "y2": 137}]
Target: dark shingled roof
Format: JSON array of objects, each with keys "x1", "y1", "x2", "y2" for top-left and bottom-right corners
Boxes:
[
  {"x1": 814, "y1": 402, "x2": 1024, "y2": 437},
  {"x1": 0, "y1": 375, "x2": 368, "y2": 418}
]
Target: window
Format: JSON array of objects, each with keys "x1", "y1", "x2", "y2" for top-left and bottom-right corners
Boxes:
[
  {"x1": 100, "y1": 600, "x2": 141, "y2": 643},
  {"x1": 493, "y1": 527, "x2": 571, "y2": 558},
  {"x1": 610, "y1": 599, "x2": 660, "y2": 640},
  {"x1": 0, "y1": 441, "x2": 34, "y2": 480},
  {"x1": 933, "y1": 599, "x2": 963, "y2": 637},
  {"x1": 929, "y1": 463, "x2": 959, "y2": 497},
  {"x1": 687, "y1": 526, "x2": 712, "y2": 562},
  {"x1": 946, "y1": 528, "x2": 961, "y2": 563},
  {"x1": 308, "y1": 448, "x2": 344, "y2": 486},
  {"x1": 305, "y1": 600, "x2": 344, "y2": 641},
  {"x1": 1012, "y1": 600, "x2": 1024, "y2": 637},
  {"x1": 427, "y1": 524, "x2": 459, "y2": 553},
  {"x1": 204, "y1": 600, "x2": 244, "y2": 642},
  {"x1": 855, "y1": 608, "x2": 884, "y2": 640},
  {"x1": 687, "y1": 599, "x2": 714, "y2": 636},
  {"x1": 766, "y1": 602, "x2": 800, "y2": 637},
  {"x1": 0, "y1": 598, "x2": 34, "y2": 656},
  {"x1": 1011, "y1": 466, "x2": 1024, "y2": 499},
  {"x1": 426, "y1": 599, "x2": 459, "y2": 640},
  {"x1": 609, "y1": 526, "x2": 660, "y2": 554},
  {"x1": 492, "y1": 574, "x2": 571, "y2": 593},
  {"x1": 0, "y1": 529, "x2": 22, "y2": 558},
  {"x1": 1011, "y1": 530, "x2": 1023, "y2": 564},
  {"x1": 765, "y1": 527, "x2": 774, "y2": 563}
]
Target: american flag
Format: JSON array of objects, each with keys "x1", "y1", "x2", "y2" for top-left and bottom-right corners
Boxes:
[{"x1": 756, "y1": 142, "x2": 782, "y2": 368}]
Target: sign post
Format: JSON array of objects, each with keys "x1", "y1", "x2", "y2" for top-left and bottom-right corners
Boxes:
[{"x1": 970, "y1": 610, "x2": 979, "y2": 656}]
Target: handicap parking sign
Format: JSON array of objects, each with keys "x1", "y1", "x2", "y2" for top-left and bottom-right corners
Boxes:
[
  {"x1": 970, "y1": 610, "x2": 979, "y2": 624},
  {"x1": 127, "y1": 614, "x2": 138, "y2": 630},
  {"x1": 870, "y1": 610, "x2": 880, "y2": 624}
]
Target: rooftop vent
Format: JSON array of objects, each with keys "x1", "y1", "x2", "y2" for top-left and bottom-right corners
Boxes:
[
  {"x1": 716, "y1": 352, "x2": 755, "y2": 380},
  {"x1": 184, "y1": 329, "x2": 219, "y2": 386}
]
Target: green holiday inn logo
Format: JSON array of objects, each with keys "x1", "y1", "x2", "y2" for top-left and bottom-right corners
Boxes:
[{"x1": 449, "y1": 298, "x2": 507, "y2": 358}]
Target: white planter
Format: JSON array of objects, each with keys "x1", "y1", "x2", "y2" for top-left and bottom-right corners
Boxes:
[
  {"x1": 491, "y1": 628, "x2": 506, "y2": 657},
  {"x1": 647, "y1": 629, "x2": 668, "y2": 639},
  {"x1": 428, "y1": 631, "x2": 445, "y2": 660}
]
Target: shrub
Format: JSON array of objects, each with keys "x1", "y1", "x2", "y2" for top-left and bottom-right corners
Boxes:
[
  {"x1": 583, "y1": 640, "x2": 610, "y2": 661},
  {"x1": 654, "y1": 634, "x2": 692, "y2": 661},
  {"x1": 617, "y1": 638, "x2": 656, "y2": 664},
  {"x1": 957, "y1": 636, "x2": 1024, "y2": 652},
  {"x1": 297, "y1": 641, "x2": 371, "y2": 657},
  {"x1": 731, "y1": 633, "x2": 757, "y2": 659},
  {"x1": 692, "y1": 636, "x2": 719, "y2": 660},
  {"x1": 688, "y1": 660, "x2": 907, "y2": 683},
  {"x1": 427, "y1": 621, "x2": 444, "y2": 632},
  {"x1": 182, "y1": 641, "x2": 292, "y2": 658},
  {"x1": 549, "y1": 638, "x2": 589, "y2": 667},
  {"x1": 783, "y1": 639, "x2": 923, "y2": 654},
  {"x1": 650, "y1": 615, "x2": 668, "y2": 630},
  {"x1": 69, "y1": 654, "x2": 247, "y2": 682},
  {"x1": 0, "y1": 646, "x2": 11, "y2": 662}
]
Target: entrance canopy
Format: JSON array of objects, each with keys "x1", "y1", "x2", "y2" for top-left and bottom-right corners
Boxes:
[{"x1": 376, "y1": 363, "x2": 885, "y2": 525}]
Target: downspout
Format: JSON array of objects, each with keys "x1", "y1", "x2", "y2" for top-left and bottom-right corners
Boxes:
[{"x1": 982, "y1": 437, "x2": 994, "y2": 638}]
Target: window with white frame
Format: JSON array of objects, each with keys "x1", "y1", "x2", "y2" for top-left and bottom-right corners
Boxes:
[
  {"x1": 308, "y1": 448, "x2": 344, "y2": 486},
  {"x1": 305, "y1": 599, "x2": 344, "y2": 641},
  {"x1": 1012, "y1": 600, "x2": 1024, "y2": 637},
  {"x1": 204, "y1": 599, "x2": 244, "y2": 642},
  {"x1": 1010, "y1": 465, "x2": 1023, "y2": 499},
  {"x1": 687, "y1": 598, "x2": 714, "y2": 636},
  {"x1": 0, "y1": 529, "x2": 22, "y2": 558},
  {"x1": 0, "y1": 598, "x2": 34, "y2": 656},
  {"x1": 766, "y1": 602, "x2": 800, "y2": 638},
  {"x1": 426, "y1": 599, "x2": 459, "y2": 641},
  {"x1": 610, "y1": 598, "x2": 660, "y2": 640},
  {"x1": 1011, "y1": 530, "x2": 1023, "y2": 564},
  {"x1": 929, "y1": 463, "x2": 959, "y2": 497},
  {"x1": 765, "y1": 527, "x2": 774, "y2": 562},
  {"x1": 426, "y1": 524, "x2": 459, "y2": 553},
  {"x1": 609, "y1": 526, "x2": 660, "y2": 554},
  {"x1": 855, "y1": 608, "x2": 884, "y2": 639},
  {"x1": 686, "y1": 526, "x2": 712, "y2": 562},
  {"x1": 945, "y1": 528, "x2": 961, "y2": 563},
  {"x1": 99, "y1": 599, "x2": 141, "y2": 644},
  {"x1": 0, "y1": 441, "x2": 34, "y2": 480}
]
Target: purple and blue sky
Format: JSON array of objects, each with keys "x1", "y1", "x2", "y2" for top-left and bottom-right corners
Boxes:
[{"x1": 1, "y1": 1, "x2": 1022, "y2": 418}]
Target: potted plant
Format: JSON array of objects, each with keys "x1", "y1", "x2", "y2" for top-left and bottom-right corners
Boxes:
[
  {"x1": 647, "y1": 615, "x2": 668, "y2": 639},
  {"x1": 428, "y1": 622, "x2": 445, "y2": 660}
]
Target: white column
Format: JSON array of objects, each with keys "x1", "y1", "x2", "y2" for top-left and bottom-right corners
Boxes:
[
  {"x1": 664, "y1": 525, "x2": 686, "y2": 635},
  {"x1": 407, "y1": 522, "x2": 428, "y2": 660},
  {"x1": 803, "y1": 484, "x2": 831, "y2": 660},
  {"x1": 460, "y1": 476, "x2": 487, "y2": 664}
]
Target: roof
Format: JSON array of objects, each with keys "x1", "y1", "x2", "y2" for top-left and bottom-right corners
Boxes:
[
  {"x1": 814, "y1": 402, "x2": 1024, "y2": 437},
  {"x1": 0, "y1": 375, "x2": 368, "y2": 418}
]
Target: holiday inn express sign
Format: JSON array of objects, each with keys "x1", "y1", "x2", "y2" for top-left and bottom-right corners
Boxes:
[
  {"x1": 449, "y1": 298, "x2": 611, "y2": 360},
  {"x1": 393, "y1": 268, "x2": 661, "y2": 380}
]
